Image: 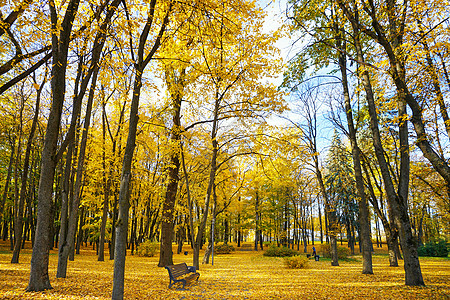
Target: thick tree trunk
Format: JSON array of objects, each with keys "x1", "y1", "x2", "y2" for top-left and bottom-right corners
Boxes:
[
  {"x1": 330, "y1": 235, "x2": 339, "y2": 266},
  {"x1": 27, "y1": 0, "x2": 80, "y2": 291},
  {"x1": 362, "y1": 158, "x2": 400, "y2": 267},
  {"x1": 224, "y1": 216, "x2": 229, "y2": 244},
  {"x1": 110, "y1": 85, "x2": 143, "y2": 295},
  {"x1": 112, "y1": 3, "x2": 172, "y2": 293},
  {"x1": 351, "y1": 23, "x2": 423, "y2": 285},
  {"x1": 158, "y1": 66, "x2": 184, "y2": 267}
]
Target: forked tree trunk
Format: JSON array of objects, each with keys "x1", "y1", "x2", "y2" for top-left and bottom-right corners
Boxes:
[
  {"x1": 350, "y1": 22, "x2": 423, "y2": 285},
  {"x1": 27, "y1": 0, "x2": 81, "y2": 291},
  {"x1": 112, "y1": 4, "x2": 172, "y2": 297}
]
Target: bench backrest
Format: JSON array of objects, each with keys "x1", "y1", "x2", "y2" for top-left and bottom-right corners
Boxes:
[{"x1": 166, "y1": 263, "x2": 189, "y2": 279}]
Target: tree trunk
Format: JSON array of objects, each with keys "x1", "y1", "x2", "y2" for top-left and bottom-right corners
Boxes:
[
  {"x1": 11, "y1": 90, "x2": 26, "y2": 264},
  {"x1": 203, "y1": 186, "x2": 217, "y2": 265},
  {"x1": 336, "y1": 23, "x2": 372, "y2": 273},
  {"x1": 27, "y1": 0, "x2": 81, "y2": 291},
  {"x1": 112, "y1": 4, "x2": 172, "y2": 297},
  {"x1": 57, "y1": 61, "x2": 99, "y2": 278},
  {"x1": 254, "y1": 190, "x2": 260, "y2": 251},
  {"x1": 350, "y1": 21, "x2": 423, "y2": 285},
  {"x1": 158, "y1": 66, "x2": 185, "y2": 267},
  {"x1": 0, "y1": 136, "x2": 15, "y2": 220},
  {"x1": 76, "y1": 206, "x2": 84, "y2": 255},
  {"x1": 98, "y1": 105, "x2": 110, "y2": 262}
]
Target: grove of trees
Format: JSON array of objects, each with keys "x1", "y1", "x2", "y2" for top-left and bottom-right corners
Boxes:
[{"x1": 0, "y1": 0, "x2": 448, "y2": 298}]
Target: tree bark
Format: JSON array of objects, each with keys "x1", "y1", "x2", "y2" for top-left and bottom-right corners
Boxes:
[
  {"x1": 98, "y1": 106, "x2": 110, "y2": 262},
  {"x1": 346, "y1": 13, "x2": 424, "y2": 285},
  {"x1": 158, "y1": 66, "x2": 185, "y2": 267},
  {"x1": 12, "y1": 89, "x2": 30, "y2": 263},
  {"x1": 56, "y1": 62, "x2": 99, "y2": 278},
  {"x1": 112, "y1": 2, "x2": 172, "y2": 298},
  {"x1": 27, "y1": 0, "x2": 80, "y2": 291},
  {"x1": 335, "y1": 22, "x2": 372, "y2": 274},
  {"x1": 254, "y1": 190, "x2": 260, "y2": 251},
  {"x1": 57, "y1": 0, "x2": 121, "y2": 276},
  {"x1": 0, "y1": 136, "x2": 15, "y2": 220}
]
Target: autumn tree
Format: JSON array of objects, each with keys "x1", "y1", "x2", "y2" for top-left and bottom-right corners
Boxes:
[
  {"x1": 111, "y1": 0, "x2": 172, "y2": 298},
  {"x1": 27, "y1": 0, "x2": 82, "y2": 291}
]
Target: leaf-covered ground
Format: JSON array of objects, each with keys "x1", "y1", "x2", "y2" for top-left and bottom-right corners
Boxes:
[{"x1": 0, "y1": 241, "x2": 449, "y2": 299}]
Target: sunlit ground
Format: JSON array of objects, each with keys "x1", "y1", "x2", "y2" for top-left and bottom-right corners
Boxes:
[{"x1": 0, "y1": 241, "x2": 448, "y2": 299}]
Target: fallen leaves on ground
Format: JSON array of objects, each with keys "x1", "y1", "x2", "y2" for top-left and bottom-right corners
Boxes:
[{"x1": 0, "y1": 242, "x2": 449, "y2": 299}]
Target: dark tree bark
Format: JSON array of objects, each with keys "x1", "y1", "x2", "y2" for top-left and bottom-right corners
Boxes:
[
  {"x1": 27, "y1": 0, "x2": 81, "y2": 291},
  {"x1": 202, "y1": 185, "x2": 217, "y2": 264},
  {"x1": 0, "y1": 0, "x2": 33, "y2": 38},
  {"x1": 12, "y1": 89, "x2": 25, "y2": 262},
  {"x1": 98, "y1": 105, "x2": 110, "y2": 262},
  {"x1": 112, "y1": 2, "x2": 172, "y2": 298},
  {"x1": 334, "y1": 20, "x2": 373, "y2": 273},
  {"x1": 192, "y1": 92, "x2": 220, "y2": 271},
  {"x1": 1, "y1": 135, "x2": 15, "y2": 222},
  {"x1": 254, "y1": 190, "x2": 260, "y2": 251},
  {"x1": 362, "y1": 159, "x2": 399, "y2": 267},
  {"x1": 158, "y1": 66, "x2": 185, "y2": 267},
  {"x1": 57, "y1": 0, "x2": 122, "y2": 277},
  {"x1": 339, "y1": 4, "x2": 424, "y2": 284}
]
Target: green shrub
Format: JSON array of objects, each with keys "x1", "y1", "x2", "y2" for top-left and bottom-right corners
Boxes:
[
  {"x1": 263, "y1": 244, "x2": 298, "y2": 257},
  {"x1": 215, "y1": 243, "x2": 235, "y2": 254},
  {"x1": 418, "y1": 240, "x2": 448, "y2": 257},
  {"x1": 136, "y1": 240, "x2": 159, "y2": 257},
  {"x1": 321, "y1": 243, "x2": 351, "y2": 259},
  {"x1": 284, "y1": 256, "x2": 309, "y2": 269}
]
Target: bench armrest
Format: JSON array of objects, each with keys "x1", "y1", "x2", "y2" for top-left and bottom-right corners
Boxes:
[{"x1": 187, "y1": 266, "x2": 196, "y2": 273}]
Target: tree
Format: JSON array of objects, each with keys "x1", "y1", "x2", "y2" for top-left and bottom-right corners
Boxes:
[
  {"x1": 56, "y1": 0, "x2": 122, "y2": 278},
  {"x1": 158, "y1": 63, "x2": 187, "y2": 267},
  {"x1": 11, "y1": 71, "x2": 46, "y2": 263},
  {"x1": 112, "y1": 0, "x2": 172, "y2": 298},
  {"x1": 27, "y1": 0, "x2": 81, "y2": 291}
]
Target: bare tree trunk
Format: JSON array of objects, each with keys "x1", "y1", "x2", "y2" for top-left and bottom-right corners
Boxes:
[
  {"x1": 57, "y1": 62, "x2": 100, "y2": 278},
  {"x1": 203, "y1": 187, "x2": 217, "y2": 265}
]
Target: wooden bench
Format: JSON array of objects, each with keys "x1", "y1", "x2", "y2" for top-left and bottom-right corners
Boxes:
[{"x1": 165, "y1": 263, "x2": 200, "y2": 289}]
